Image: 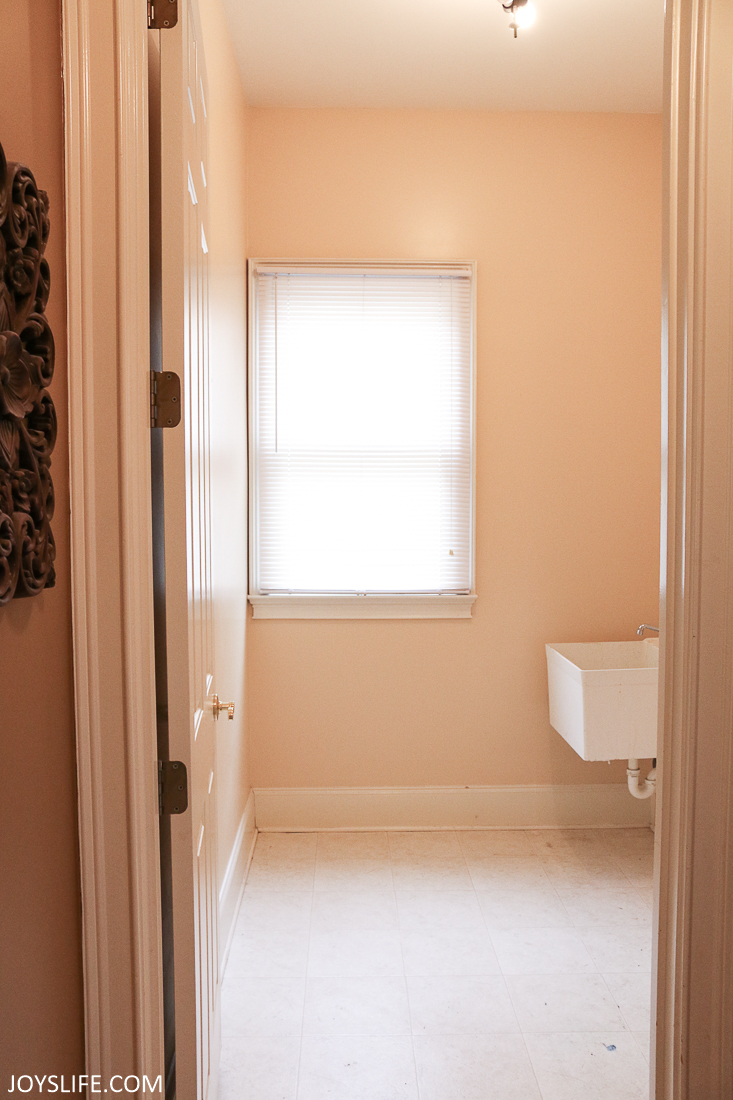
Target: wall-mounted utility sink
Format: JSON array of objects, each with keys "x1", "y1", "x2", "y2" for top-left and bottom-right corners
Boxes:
[{"x1": 545, "y1": 640, "x2": 658, "y2": 762}]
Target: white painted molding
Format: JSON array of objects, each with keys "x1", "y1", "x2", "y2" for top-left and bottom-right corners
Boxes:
[
  {"x1": 115, "y1": 0, "x2": 164, "y2": 1082},
  {"x1": 253, "y1": 785, "x2": 653, "y2": 831},
  {"x1": 219, "y1": 790, "x2": 256, "y2": 910},
  {"x1": 64, "y1": 0, "x2": 163, "y2": 1089},
  {"x1": 249, "y1": 593, "x2": 477, "y2": 619},
  {"x1": 63, "y1": 0, "x2": 107, "y2": 1073},
  {"x1": 655, "y1": 0, "x2": 733, "y2": 1095},
  {"x1": 219, "y1": 791, "x2": 257, "y2": 979}
]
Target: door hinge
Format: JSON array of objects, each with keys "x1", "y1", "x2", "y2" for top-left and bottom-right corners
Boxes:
[
  {"x1": 148, "y1": 0, "x2": 178, "y2": 29},
  {"x1": 151, "y1": 370, "x2": 182, "y2": 429},
  {"x1": 158, "y1": 760, "x2": 188, "y2": 815}
]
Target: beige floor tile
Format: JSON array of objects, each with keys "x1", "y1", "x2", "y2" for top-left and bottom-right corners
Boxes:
[
  {"x1": 491, "y1": 926, "x2": 597, "y2": 975},
  {"x1": 635, "y1": 882, "x2": 655, "y2": 907},
  {"x1": 613, "y1": 850, "x2": 655, "y2": 885},
  {"x1": 250, "y1": 844, "x2": 314, "y2": 871},
  {"x1": 457, "y1": 830, "x2": 536, "y2": 858},
  {"x1": 506, "y1": 973, "x2": 627, "y2": 1033},
  {"x1": 297, "y1": 1035, "x2": 419, "y2": 1100},
  {"x1": 603, "y1": 972, "x2": 653, "y2": 1032},
  {"x1": 396, "y1": 889, "x2": 484, "y2": 934},
  {"x1": 526, "y1": 829, "x2": 608, "y2": 858},
  {"x1": 407, "y1": 974, "x2": 519, "y2": 1034},
  {"x1": 251, "y1": 848, "x2": 317, "y2": 871},
  {"x1": 314, "y1": 858, "x2": 394, "y2": 893},
  {"x1": 579, "y1": 923, "x2": 653, "y2": 973},
  {"x1": 388, "y1": 830, "x2": 462, "y2": 857},
  {"x1": 594, "y1": 829, "x2": 636, "y2": 847},
  {"x1": 557, "y1": 885, "x2": 654, "y2": 929},
  {"x1": 255, "y1": 831, "x2": 318, "y2": 857},
  {"x1": 317, "y1": 831, "x2": 390, "y2": 859},
  {"x1": 634, "y1": 1029, "x2": 652, "y2": 1064},
  {"x1": 389, "y1": 849, "x2": 468, "y2": 868},
  {"x1": 524, "y1": 1031, "x2": 650, "y2": 1100},
  {"x1": 413, "y1": 1033, "x2": 542, "y2": 1100},
  {"x1": 308, "y1": 929, "x2": 404, "y2": 977},
  {"x1": 536, "y1": 845, "x2": 612, "y2": 867},
  {"x1": 602, "y1": 828, "x2": 655, "y2": 854},
  {"x1": 311, "y1": 889, "x2": 399, "y2": 932},
  {"x1": 244, "y1": 861, "x2": 315, "y2": 892},
  {"x1": 537, "y1": 862, "x2": 629, "y2": 897},
  {"x1": 227, "y1": 830, "x2": 654, "y2": 1099},
  {"x1": 540, "y1": 856, "x2": 633, "y2": 891},
  {"x1": 221, "y1": 977, "x2": 305, "y2": 1038},
  {"x1": 476, "y1": 887, "x2": 572, "y2": 931},
  {"x1": 302, "y1": 976, "x2": 411, "y2": 1035},
  {"x1": 227, "y1": 929, "x2": 310, "y2": 978},
  {"x1": 391, "y1": 857, "x2": 474, "y2": 893},
  {"x1": 401, "y1": 927, "x2": 501, "y2": 976},
  {"x1": 237, "y1": 890, "x2": 313, "y2": 933},
  {"x1": 466, "y1": 856, "x2": 553, "y2": 892},
  {"x1": 219, "y1": 1035, "x2": 300, "y2": 1100}
]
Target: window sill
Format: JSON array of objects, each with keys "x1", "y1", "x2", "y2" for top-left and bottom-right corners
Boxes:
[{"x1": 248, "y1": 594, "x2": 477, "y2": 620}]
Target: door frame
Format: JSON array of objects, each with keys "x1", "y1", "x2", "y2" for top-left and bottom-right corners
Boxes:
[
  {"x1": 653, "y1": 0, "x2": 733, "y2": 1094},
  {"x1": 63, "y1": 0, "x2": 164, "y2": 1087},
  {"x1": 62, "y1": 0, "x2": 733, "y2": 1096}
]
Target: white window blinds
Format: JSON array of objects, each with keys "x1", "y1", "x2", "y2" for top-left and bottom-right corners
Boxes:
[{"x1": 251, "y1": 263, "x2": 474, "y2": 595}]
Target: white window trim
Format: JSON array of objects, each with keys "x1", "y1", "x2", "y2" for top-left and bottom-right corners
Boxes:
[
  {"x1": 249, "y1": 593, "x2": 477, "y2": 619},
  {"x1": 247, "y1": 258, "x2": 478, "y2": 620}
]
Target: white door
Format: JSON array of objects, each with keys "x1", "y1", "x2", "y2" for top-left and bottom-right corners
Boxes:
[{"x1": 151, "y1": 5, "x2": 222, "y2": 1100}]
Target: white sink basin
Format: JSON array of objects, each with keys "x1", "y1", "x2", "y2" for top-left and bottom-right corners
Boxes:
[{"x1": 545, "y1": 640, "x2": 659, "y2": 761}]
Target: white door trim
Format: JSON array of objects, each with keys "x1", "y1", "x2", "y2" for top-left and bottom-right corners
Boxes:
[
  {"x1": 63, "y1": 0, "x2": 164, "y2": 1086},
  {"x1": 654, "y1": 0, "x2": 733, "y2": 1094}
]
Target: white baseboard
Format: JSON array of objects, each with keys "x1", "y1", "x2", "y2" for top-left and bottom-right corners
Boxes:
[
  {"x1": 219, "y1": 789, "x2": 257, "y2": 977},
  {"x1": 253, "y1": 784, "x2": 653, "y2": 831}
]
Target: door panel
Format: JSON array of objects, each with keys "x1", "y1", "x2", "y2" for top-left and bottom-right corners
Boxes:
[
  {"x1": 148, "y1": 32, "x2": 177, "y2": 1095},
  {"x1": 153, "y1": 3, "x2": 220, "y2": 1099}
]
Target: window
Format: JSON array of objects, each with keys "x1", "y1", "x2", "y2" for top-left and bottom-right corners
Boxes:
[{"x1": 248, "y1": 260, "x2": 476, "y2": 618}]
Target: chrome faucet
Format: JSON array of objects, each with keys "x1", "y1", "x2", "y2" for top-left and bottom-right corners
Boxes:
[{"x1": 637, "y1": 623, "x2": 659, "y2": 637}]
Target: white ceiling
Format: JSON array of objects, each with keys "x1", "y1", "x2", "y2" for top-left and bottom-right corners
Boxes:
[{"x1": 220, "y1": 0, "x2": 664, "y2": 113}]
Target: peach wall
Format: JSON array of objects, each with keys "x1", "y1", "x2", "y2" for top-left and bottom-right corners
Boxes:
[
  {"x1": 246, "y1": 109, "x2": 662, "y2": 789},
  {"x1": 0, "y1": 0, "x2": 84, "y2": 1086},
  {"x1": 198, "y1": 0, "x2": 252, "y2": 904}
]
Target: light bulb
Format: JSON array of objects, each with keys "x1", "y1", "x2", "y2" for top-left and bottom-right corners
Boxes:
[{"x1": 514, "y1": 1, "x2": 536, "y2": 29}]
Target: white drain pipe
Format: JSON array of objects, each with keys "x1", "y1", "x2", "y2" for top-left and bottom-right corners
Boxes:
[{"x1": 627, "y1": 758, "x2": 656, "y2": 799}]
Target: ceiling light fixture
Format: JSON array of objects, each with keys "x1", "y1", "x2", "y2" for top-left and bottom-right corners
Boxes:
[{"x1": 499, "y1": 0, "x2": 536, "y2": 38}]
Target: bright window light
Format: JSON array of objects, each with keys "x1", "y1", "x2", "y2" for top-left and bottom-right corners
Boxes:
[{"x1": 250, "y1": 262, "x2": 475, "y2": 596}]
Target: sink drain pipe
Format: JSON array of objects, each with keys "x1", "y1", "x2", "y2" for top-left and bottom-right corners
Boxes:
[{"x1": 627, "y1": 758, "x2": 656, "y2": 799}]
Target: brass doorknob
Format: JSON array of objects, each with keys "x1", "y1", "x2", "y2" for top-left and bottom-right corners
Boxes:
[{"x1": 212, "y1": 694, "x2": 235, "y2": 721}]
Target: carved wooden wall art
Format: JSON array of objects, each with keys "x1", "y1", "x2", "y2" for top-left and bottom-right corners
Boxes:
[{"x1": 0, "y1": 140, "x2": 56, "y2": 605}]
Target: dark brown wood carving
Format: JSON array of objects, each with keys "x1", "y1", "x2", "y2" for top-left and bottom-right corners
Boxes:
[{"x1": 0, "y1": 140, "x2": 56, "y2": 605}]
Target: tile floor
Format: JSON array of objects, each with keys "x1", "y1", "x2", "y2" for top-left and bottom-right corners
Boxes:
[{"x1": 220, "y1": 827, "x2": 654, "y2": 1100}]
